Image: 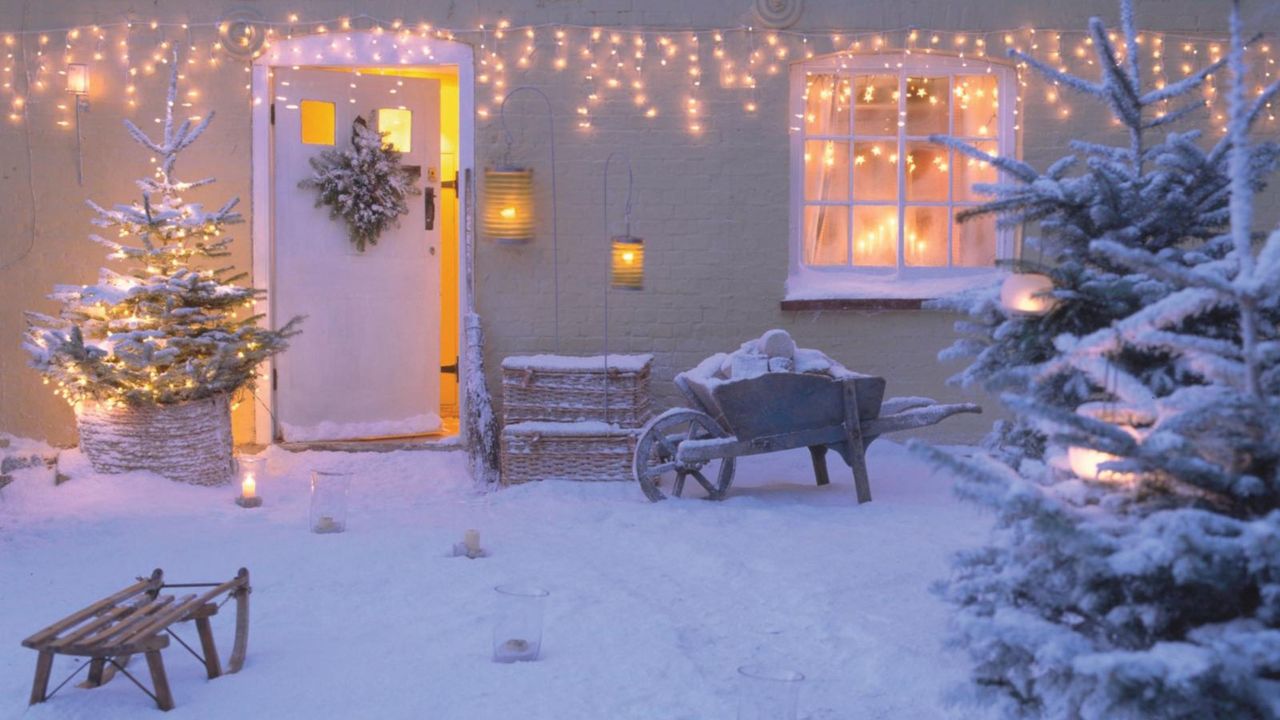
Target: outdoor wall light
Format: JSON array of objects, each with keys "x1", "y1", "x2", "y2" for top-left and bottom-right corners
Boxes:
[
  {"x1": 66, "y1": 63, "x2": 90, "y2": 185},
  {"x1": 219, "y1": 9, "x2": 267, "y2": 58},
  {"x1": 65, "y1": 63, "x2": 89, "y2": 96}
]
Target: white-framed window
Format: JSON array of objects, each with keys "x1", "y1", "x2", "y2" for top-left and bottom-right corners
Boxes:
[{"x1": 787, "y1": 53, "x2": 1019, "y2": 300}]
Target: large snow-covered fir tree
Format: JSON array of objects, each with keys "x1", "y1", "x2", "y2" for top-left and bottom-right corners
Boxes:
[
  {"x1": 915, "y1": 2, "x2": 1280, "y2": 718},
  {"x1": 24, "y1": 64, "x2": 299, "y2": 409},
  {"x1": 929, "y1": 0, "x2": 1279, "y2": 462}
]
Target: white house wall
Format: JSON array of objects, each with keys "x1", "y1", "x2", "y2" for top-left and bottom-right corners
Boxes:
[{"x1": 1, "y1": 0, "x2": 1276, "y2": 445}]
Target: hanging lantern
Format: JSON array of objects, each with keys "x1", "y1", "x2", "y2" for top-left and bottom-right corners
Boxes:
[
  {"x1": 484, "y1": 167, "x2": 535, "y2": 244},
  {"x1": 1000, "y1": 272, "x2": 1057, "y2": 316},
  {"x1": 610, "y1": 236, "x2": 644, "y2": 290},
  {"x1": 1066, "y1": 402, "x2": 1149, "y2": 483}
]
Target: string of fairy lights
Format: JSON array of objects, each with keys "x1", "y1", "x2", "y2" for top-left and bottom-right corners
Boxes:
[{"x1": 0, "y1": 14, "x2": 1275, "y2": 139}]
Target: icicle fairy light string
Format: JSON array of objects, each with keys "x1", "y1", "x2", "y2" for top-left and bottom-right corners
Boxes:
[{"x1": 0, "y1": 16, "x2": 1275, "y2": 137}]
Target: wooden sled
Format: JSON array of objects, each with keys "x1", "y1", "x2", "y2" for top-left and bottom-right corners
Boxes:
[{"x1": 21, "y1": 568, "x2": 251, "y2": 712}]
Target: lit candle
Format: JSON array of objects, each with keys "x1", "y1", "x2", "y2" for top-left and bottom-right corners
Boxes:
[{"x1": 236, "y1": 455, "x2": 264, "y2": 507}]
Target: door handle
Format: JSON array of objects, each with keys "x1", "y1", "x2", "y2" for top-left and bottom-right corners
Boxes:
[{"x1": 424, "y1": 188, "x2": 436, "y2": 231}]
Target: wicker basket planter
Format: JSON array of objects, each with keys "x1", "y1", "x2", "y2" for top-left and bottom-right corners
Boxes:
[
  {"x1": 501, "y1": 422, "x2": 640, "y2": 485},
  {"x1": 75, "y1": 393, "x2": 235, "y2": 486},
  {"x1": 501, "y1": 354, "x2": 654, "y2": 427}
]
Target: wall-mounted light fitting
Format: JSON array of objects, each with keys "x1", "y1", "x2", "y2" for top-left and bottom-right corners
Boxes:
[
  {"x1": 66, "y1": 63, "x2": 90, "y2": 185},
  {"x1": 65, "y1": 63, "x2": 89, "y2": 96},
  {"x1": 219, "y1": 8, "x2": 267, "y2": 58}
]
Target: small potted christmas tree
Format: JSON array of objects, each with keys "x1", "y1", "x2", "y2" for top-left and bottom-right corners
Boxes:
[{"x1": 24, "y1": 64, "x2": 300, "y2": 485}]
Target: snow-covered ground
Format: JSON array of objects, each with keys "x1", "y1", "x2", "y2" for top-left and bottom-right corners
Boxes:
[{"x1": 1, "y1": 441, "x2": 993, "y2": 719}]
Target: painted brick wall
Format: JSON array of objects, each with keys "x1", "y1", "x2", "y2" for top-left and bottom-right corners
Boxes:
[{"x1": 0, "y1": 0, "x2": 1275, "y2": 446}]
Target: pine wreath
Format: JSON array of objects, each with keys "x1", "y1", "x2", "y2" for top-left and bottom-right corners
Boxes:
[{"x1": 300, "y1": 115, "x2": 421, "y2": 252}]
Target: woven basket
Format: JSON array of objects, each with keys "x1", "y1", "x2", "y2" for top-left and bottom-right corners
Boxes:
[
  {"x1": 76, "y1": 394, "x2": 235, "y2": 486},
  {"x1": 501, "y1": 354, "x2": 653, "y2": 427},
  {"x1": 501, "y1": 423, "x2": 639, "y2": 484}
]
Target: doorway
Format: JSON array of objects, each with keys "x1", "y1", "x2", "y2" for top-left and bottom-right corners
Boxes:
[{"x1": 250, "y1": 35, "x2": 473, "y2": 445}]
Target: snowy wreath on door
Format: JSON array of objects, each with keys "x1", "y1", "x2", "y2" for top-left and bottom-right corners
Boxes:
[{"x1": 299, "y1": 115, "x2": 422, "y2": 252}]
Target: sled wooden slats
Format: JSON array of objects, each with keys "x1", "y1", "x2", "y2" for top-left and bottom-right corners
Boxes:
[
  {"x1": 21, "y1": 567, "x2": 251, "y2": 712},
  {"x1": 22, "y1": 570, "x2": 163, "y2": 649}
]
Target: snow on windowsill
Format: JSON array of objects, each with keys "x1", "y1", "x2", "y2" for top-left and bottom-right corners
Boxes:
[{"x1": 785, "y1": 267, "x2": 1003, "y2": 302}]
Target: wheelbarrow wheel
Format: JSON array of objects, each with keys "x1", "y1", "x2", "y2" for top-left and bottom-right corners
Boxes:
[{"x1": 633, "y1": 409, "x2": 736, "y2": 502}]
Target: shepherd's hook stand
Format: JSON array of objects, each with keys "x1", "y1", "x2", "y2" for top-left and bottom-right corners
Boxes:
[{"x1": 499, "y1": 87, "x2": 561, "y2": 351}]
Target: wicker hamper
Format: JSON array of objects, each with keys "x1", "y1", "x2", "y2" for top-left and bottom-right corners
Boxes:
[
  {"x1": 501, "y1": 354, "x2": 653, "y2": 426},
  {"x1": 501, "y1": 422, "x2": 640, "y2": 484},
  {"x1": 75, "y1": 393, "x2": 235, "y2": 486}
]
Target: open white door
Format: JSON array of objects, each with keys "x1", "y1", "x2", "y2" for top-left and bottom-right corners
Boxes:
[{"x1": 272, "y1": 68, "x2": 442, "y2": 442}]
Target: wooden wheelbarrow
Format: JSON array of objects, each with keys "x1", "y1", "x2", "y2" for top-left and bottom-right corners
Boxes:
[
  {"x1": 632, "y1": 371, "x2": 980, "y2": 502},
  {"x1": 21, "y1": 568, "x2": 251, "y2": 711}
]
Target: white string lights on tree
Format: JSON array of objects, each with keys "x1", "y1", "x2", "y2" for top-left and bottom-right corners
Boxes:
[{"x1": 0, "y1": 14, "x2": 1274, "y2": 142}]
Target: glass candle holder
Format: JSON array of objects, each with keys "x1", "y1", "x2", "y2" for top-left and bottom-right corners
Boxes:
[
  {"x1": 492, "y1": 584, "x2": 549, "y2": 663},
  {"x1": 737, "y1": 665, "x2": 804, "y2": 720},
  {"x1": 235, "y1": 455, "x2": 264, "y2": 508},
  {"x1": 309, "y1": 471, "x2": 351, "y2": 534}
]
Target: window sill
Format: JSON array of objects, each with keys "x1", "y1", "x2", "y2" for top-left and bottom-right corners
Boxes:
[{"x1": 783, "y1": 267, "x2": 1001, "y2": 311}]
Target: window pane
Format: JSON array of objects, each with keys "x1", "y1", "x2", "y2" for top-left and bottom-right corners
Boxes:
[
  {"x1": 300, "y1": 100, "x2": 335, "y2": 145},
  {"x1": 953, "y1": 141, "x2": 998, "y2": 202},
  {"x1": 852, "y1": 206, "x2": 898, "y2": 267},
  {"x1": 804, "y1": 74, "x2": 850, "y2": 135},
  {"x1": 904, "y1": 206, "x2": 949, "y2": 266},
  {"x1": 905, "y1": 76, "x2": 949, "y2": 136},
  {"x1": 954, "y1": 75, "x2": 1000, "y2": 138},
  {"x1": 905, "y1": 141, "x2": 949, "y2": 202},
  {"x1": 804, "y1": 205, "x2": 849, "y2": 266},
  {"x1": 376, "y1": 108, "x2": 412, "y2": 152},
  {"x1": 853, "y1": 75, "x2": 897, "y2": 136},
  {"x1": 853, "y1": 142, "x2": 898, "y2": 202},
  {"x1": 953, "y1": 213, "x2": 997, "y2": 267},
  {"x1": 805, "y1": 140, "x2": 850, "y2": 202}
]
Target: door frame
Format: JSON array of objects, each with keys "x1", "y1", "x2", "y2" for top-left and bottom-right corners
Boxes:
[{"x1": 250, "y1": 32, "x2": 475, "y2": 445}]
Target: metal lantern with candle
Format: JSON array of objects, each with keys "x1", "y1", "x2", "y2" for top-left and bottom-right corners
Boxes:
[
  {"x1": 235, "y1": 455, "x2": 263, "y2": 508},
  {"x1": 483, "y1": 167, "x2": 536, "y2": 244},
  {"x1": 604, "y1": 152, "x2": 645, "y2": 292},
  {"x1": 610, "y1": 235, "x2": 644, "y2": 290},
  {"x1": 1066, "y1": 402, "x2": 1150, "y2": 483}
]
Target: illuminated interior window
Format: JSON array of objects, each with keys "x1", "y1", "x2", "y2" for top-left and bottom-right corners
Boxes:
[
  {"x1": 377, "y1": 108, "x2": 413, "y2": 152},
  {"x1": 795, "y1": 56, "x2": 1015, "y2": 270},
  {"x1": 299, "y1": 100, "x2": 335, "y2": 145}
]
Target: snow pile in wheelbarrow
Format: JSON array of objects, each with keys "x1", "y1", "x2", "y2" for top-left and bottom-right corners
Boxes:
[{"x1": 684, "y1": 329, "x2": 868, "y2": 388}]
